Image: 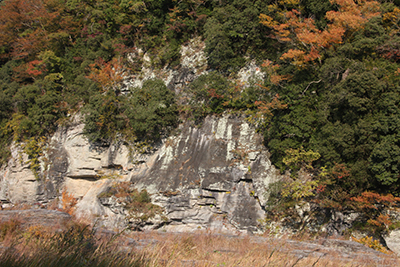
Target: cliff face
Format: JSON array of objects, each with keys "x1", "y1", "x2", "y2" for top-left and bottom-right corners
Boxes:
[
  {"x1": 0, "y1": 37, "x2": 281, "y2": 234},
  {"x1": 0, "y1": 113, "x2": 280, "y2": 234}
]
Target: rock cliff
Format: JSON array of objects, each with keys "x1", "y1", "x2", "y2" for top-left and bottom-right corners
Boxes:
[
  {"x1": 0, "y1": 37, "x2": 283, "y2": 234},
  {"x1": 1, "y1": 36, "x2": 398, "y2": 256},
  {"x1": 0, "y1": 112, "x2": 281, "y2": 234}
]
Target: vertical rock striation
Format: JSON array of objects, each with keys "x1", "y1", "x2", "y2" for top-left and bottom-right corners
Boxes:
[{"x1": 0, "y1": 114, "x2": 281, "y2": 234}]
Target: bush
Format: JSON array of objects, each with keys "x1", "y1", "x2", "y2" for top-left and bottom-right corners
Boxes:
[
  {"x1": 84, "y1": 78, "x2": 178, "y2": 145},
  {"x1": 127, "y1": 79, "x2": 179, "y2": 142}
]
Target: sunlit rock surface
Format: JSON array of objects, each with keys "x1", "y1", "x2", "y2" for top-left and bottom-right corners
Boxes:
[{"x1": 0, "y1": 114, "x2": 280, "y2": 234}]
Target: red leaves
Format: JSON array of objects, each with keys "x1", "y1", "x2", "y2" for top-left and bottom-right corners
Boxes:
[
  {"x1": 0, "y1": 0, "x2": 75, "y2": 60},
  {"x1": 207, "y1": 88, "x2": 224, "y2": 99},
  {"x1": 331, "y1": 163, "x2": 350, "y2": 180},
  {"x1": 316, "y1": 184, "x2": 326, "y2": 193},
  {"x1": 86, "y1": 57, "x2": 127, "y2": 93},
  {"x1": 351, "y1": 191, "x2": 400, "y2": 210},
  {"x1": 26, "y1": 60, "x2": 46, "y2": 77},
  {"x1": 11, "y1": 60, "x2": 46, "y2": 83}
]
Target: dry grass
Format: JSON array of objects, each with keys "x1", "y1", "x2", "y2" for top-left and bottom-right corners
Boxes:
[
  {"x1": 0, "y1": 218, "x2": 398, "y2": 267},
  {"x1": 127, "y1": 230, "x2": 399, "y2": 267}
]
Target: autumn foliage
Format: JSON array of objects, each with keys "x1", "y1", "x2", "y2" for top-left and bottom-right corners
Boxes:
[
  {"x1": 351, "y1": 191, "x2": 400, "y2": 210},
  {"x1": 260, "y1": 0, "x2": 380, "y2": 66},
  {"x1": 60, "y1": 190, "x2": 78, "y2": 215},
  {"x1": 0, "y1": 0, "x2": 71, "y2": 61},
  {"x1": 86, "y1": 57, "x2": 127, "y2": 94}
]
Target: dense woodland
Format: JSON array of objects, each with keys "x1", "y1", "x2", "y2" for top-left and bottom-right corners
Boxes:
[{"x1": 2, "y1": 0, "x2": 400, "y2": 234}]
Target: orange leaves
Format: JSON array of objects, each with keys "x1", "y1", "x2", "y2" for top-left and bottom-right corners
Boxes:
[
  {"x1": 26, "y1": 60, "x2": 46, "y2": 77},
  {"x1": 262, "y1": 60, "x2": 290, "y2": 85},
  {"x1": 280, "y1": 49, "x2": 307, "y2": 67},
  {"x1": 60, "y1": 190, "x2": 78, "y2": 215},
  {"x1": 350, "y1": 191, "x2": 400, "y2": 234},
  {"x1": 86, "y1": 57, "x2": 127, "y2": 93},
  {"x1": 260, "y1": 0, "x2": 381, "y2": 66},
  {"x1": 260, "y1": 9, "x2": 324, "y2": 65},
  {"x1": 367, "y1": 214, "x2": 392, "y2": 228},
  {"x1": 0, "y1": 0, "x2": 54, "y2": 60},
  {"x1": 326, "y1": 0, "x2": 380, "y2": 30},
  {"x1": 351, "y1": 191, "x2": 400, "y2": 210},
  {"x1": 254, "y1": 93, "x2": 287, "y2": 119}
]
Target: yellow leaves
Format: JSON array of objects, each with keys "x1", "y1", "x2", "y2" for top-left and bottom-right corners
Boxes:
[
  {"x1": 383, "y1": 7, "x2": 400, "y2": 24},
  {"x1": 383, "y1": 7, "x2": 400, "y2": 35},
  {"x1": 283, "y1": 147, "x2": 321, "y2": 171},
  {"x1": 281, "y1": 179, "x2": 319, "y2": 200},
  {"x1": 259, "y1": 14, "x2": 277, "y2": 27},
  {"x1": 278, "y1": 0, "x2": 299, "y2": 5},
  {"x1": 353, "y1": 236, "x2": 390, "y2": 254},
  {"x1": 5, "y1": 113, "x2": 26, "y2": 142}
]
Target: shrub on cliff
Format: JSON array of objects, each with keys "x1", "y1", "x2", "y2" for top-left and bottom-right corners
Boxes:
[{"x1": 84, "y1": 78, "x2": 178, "y2": 145}]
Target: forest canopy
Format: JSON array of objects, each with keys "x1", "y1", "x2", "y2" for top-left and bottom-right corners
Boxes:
[{"x1": 1, "y1": 0, "x2": 400, "y2": 226}]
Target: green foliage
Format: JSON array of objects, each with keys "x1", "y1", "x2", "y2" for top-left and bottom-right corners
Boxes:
[
  {"x1": 127, "y1": 79, "x2": 179, "y2": 141},
  {"x1": 282, "y1": 147, "x2": 320, "y2": 176},
  {"x1": 98, "y1": 181, "x2": 164, "y2": 223},
  {"x1": 1, "y1": 0, "x2": 400, "y2": 235},
  {"x1": 281, "y1": 180, "x2": 319, "y2": 200},
  {"x1": 83, "y1": 91, "x2": 128, "y2": 144},
  {"x1": 265, "y1": 12, "x2": 400, "y2": 196},
  {"x1": 187, "y1": 71, "x2": 232, "y2": 121},
  {"x1": 204, "y1": 0, "x2": 273, "y2": 73},
  {"x1": 84, "y1": 78, "x2": 178, "y2": 144},
  {"x1": 20, "y1": 137, "x2": 46, "y2": 180},
  {"x1": 185, "y1": 71, "x2": 281, "y2": 126}
]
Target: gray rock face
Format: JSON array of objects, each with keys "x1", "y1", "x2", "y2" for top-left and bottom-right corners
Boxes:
[
  {"x1": 0, "y1": 145, "x2": 38, "y2": 204},
  {"x1": 0, "y1": 37, "x2": 280, "y2": 234},
  {"x1": 128, "y1": 115, "x2": 280, "y2": 233},
  {"x1": 0, "y1": 113, "x2": 280, "y2": 234},
  {"x1": 384, "y1": 229, "x2": 400, "y2": 255}
]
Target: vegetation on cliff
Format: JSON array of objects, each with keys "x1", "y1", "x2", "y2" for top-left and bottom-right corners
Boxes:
[{"x1": 2, "y1": 0, "x2": 400, "y2": 235}]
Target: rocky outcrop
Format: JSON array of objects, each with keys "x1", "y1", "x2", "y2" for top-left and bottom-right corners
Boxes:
[
  {"x1": 0, "y1": 113, "x2": 281, "y2": 234},
  {"x1": 384, "y1": 229, "x2": 400, "y2": 255},
  {"x1": 128, "y1": 115, "x2": 280, "y2": 233},
  {"x1": 0, "y1": 209, "x2": 71, "y2": 229},
  {"x1": 0, "y1": 37, "x2": 290, "y2": 234},
  {"x1": 0, "y1": 145, "x2": 38, "y2": 204}
]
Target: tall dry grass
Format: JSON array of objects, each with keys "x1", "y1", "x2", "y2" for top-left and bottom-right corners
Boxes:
[
  {"x1": 128, "y1": 230, "x2": 399, "y2": 267},
  {"x1": 0, "y1": 218, "x2": 398, "y2": 267}
]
